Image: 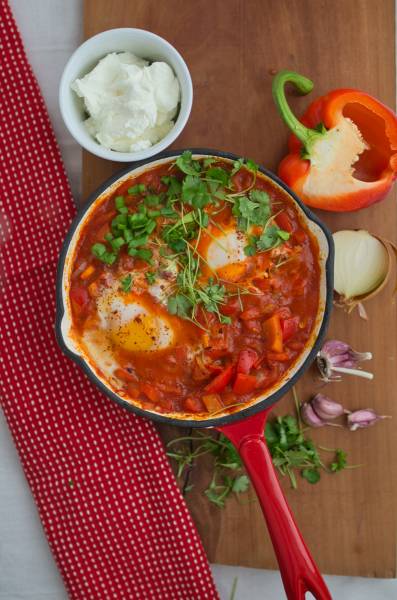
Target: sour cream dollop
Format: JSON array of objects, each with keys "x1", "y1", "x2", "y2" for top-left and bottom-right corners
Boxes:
[{"x1": 71, "y1": 52, "x2": 180, "y2": 152}]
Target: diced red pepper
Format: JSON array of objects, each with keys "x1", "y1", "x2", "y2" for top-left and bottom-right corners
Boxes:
[
  {"x1": 237, "y1": 349, "x2": 259, "y2": 374},
  {"x1": 281, "y1": 316, "x2": 300, "y2": 341},
  {"x1": 204, "y1": 365, "x2": 234, "y2": 393},
  {"x1": 275, "y1": 211, "x2": 293, "y2": 233},
  {"x1": 233, "y1": 373, "x2": 257, "y2": 395}
]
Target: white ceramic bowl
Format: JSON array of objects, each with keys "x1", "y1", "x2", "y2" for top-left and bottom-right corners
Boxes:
[{"x1": 59, "y1": 28, "x2": 193, "y2": 162}]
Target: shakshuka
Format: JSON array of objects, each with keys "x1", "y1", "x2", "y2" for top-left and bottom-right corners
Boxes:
[{"x1": 68, "y1": 153, "x2": 320, "y2": 417}]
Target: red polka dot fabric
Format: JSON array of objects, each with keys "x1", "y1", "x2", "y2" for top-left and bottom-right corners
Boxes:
[{"x1": 0, "y1": 2, "x2": 218, "y2": 598}]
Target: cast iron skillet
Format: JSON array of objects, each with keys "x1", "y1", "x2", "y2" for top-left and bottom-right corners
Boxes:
[{"x1": 56, "y1": 149, "x2": 334, "y2": 600}]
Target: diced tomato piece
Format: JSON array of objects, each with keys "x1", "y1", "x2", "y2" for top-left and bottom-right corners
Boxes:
[
  {"x1": 233, "y1": 373, "x2": 257, "y2": 395},
  {"x1": 243, "y1": 319, "x2": 262, "y2": 334},
  {"x1": 140, "y1": 382, "x2": 162, "y2": 403},
  {"x1": 252, "y1": 277, "x2": 271, "y2": 292},
  {"x1": 293, "y1": 229, "x2": 307, "y2": 244},
  {"x1": 205, "y1": 348, "x2": 230, "y2": 360},
  {"x1": 237, "y1": 349, "x2": 259, "y2": 374},
  {"x1": 221, "y1": 297, "x2": 241, "y2": 316},
  {"x1": 231, "y1": 169, "x2": 253, "y2": 192},
  {"x1": 222, "y1": 391, "x2": 238, "y2": 406},
  {"x1": 240, "y1": 306, "x2": 262, "y2": 320},
  {"x1": 262, "y1": 314, "x2": 283, "y2": 353},
  {"x1": 253, "y1": 352, "x2": 267, "y2": 369},
  {"x1": 207, "y1": 362, "x2": 224, "y2": 374},
  {"x1": 139, "y1": 172, "x2": 163, "y2": 193},
  {"x1": 184, "y1": 397, "x2": 202, "y2": 413},
  {"x1": 204, "y1": 365, "x2": 234, "y2": 393},
  {"x1": 275, "y1": 211, "x2": 293, "y2": 233},
  {"x1": 288, "y1": 341, "x2": 305, "y2": 351},
  {"x1": 281, "y1": 317, "x2": 300, "y2": 342},
  {"x1": 202, "y1": 393, "x2": 223, "y2": 413},
  {"x1": 157, "y1": 397, "x2": 173, "y2": 411},
  {"x1": 276, "y1": 307, "x2": 292, "y2": 320},
  {"x1": 114, "y1": 367, "x2": 138, "y2": 383},
  {"x1": 127, "y1": 383, "x2": 140, "y2": 398},
  {"x1": 267, "y1": 352, "x2": 290, "y2": 362},
  {"x1": 70, "y1": 285, "x2": 89, "y2": 307}
]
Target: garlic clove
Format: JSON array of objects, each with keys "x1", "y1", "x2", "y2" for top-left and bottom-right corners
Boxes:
[
  {"x1": 347, "y1": 409, "x2": 390, "y2": 431},
  {"x1": 300, "y1": 402, "x2": 325, "y2": 428},
  {"x1": 317, "y1": 339, "x2": 373, "y2": 382},
  {"x1": 311, "y1": 394, "x2": 346, "y2": 420}
]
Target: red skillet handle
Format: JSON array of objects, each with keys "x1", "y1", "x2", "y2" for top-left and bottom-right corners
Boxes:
[{"x1": 218, "y1": 409, "x2": 332, "y2": 600}]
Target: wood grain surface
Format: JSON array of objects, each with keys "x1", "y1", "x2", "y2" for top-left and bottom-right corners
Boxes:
[{"x1": 82, "y1": 0, "x2": 397, "y2": 577}]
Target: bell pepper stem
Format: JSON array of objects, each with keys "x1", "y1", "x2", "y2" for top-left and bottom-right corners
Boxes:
[{"x1": 272, "y1": 70, "x2": 324, "y2": 152}]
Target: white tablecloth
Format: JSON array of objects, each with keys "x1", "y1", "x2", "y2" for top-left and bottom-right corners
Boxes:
[{"x1": 1, "y1": 1, "x2": 396, "y2": 598}]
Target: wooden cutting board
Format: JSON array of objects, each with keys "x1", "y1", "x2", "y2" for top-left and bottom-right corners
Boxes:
[{"x1": 82, "y1": 0, "x2": 397, "y2": 577}]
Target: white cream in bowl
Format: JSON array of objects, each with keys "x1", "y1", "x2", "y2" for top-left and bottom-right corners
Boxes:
[{"x1": 71, "y1": 52, "x2": 180, "y2": 152}]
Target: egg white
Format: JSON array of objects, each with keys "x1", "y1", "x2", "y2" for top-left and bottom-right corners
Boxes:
[{"x1": 96, "y1": 286, "x2": 175, "y2": 352}]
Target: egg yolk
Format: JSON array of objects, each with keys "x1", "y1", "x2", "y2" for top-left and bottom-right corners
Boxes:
[{"x1": 110, "y1": 313, "x2": 159, "y2": 352}]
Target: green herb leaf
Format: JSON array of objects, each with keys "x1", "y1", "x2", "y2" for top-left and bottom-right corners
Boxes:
[
  {"x1": 246, "y1": 158, "x2": 259, "y2": 173},
  {"x1": 120, "y1": 274, "x2": 133, "y2": 292},
  {"x1": 176, "y1": 151, "x2": 202, "y2": 176},
  {"x1": 167, "y1": 294, "x2": 193, "y2": 318},
  {"x1": 232, "y1": 190, "x2": 271, "y2": 231},
  {"x1": 331, "y1": 449, "x2": 348, "y2": 473},
  {"x1": 301, "y1": 468, "x2": 321, "y2": 484},
  {"x1": 145, "y1": 271, "x2": 156, "y2": 285},
  {"x1": 182, "y1": 175, "x2": 210, "y2": 208},
  {"x1": 206, "y1": 167, "x2": 230, "y2": 187},
  {"x1": 232, "y1": 474, "x2": 250, "y2": 493},
  {"x1": 257, "y1": 226, "x2": 290, "y2": 251}
]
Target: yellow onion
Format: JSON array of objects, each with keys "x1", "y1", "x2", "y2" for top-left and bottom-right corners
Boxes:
[{"x1": 333, "y1": 229, "x2": 396, "y2": 317}]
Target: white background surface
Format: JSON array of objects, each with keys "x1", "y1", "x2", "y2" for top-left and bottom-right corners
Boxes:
[{"x1": 1, "y1": 1, "x2": 396, "y2": 598}]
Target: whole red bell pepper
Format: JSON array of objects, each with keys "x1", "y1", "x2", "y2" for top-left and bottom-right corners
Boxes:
[{"x1": 273, "y1": 70, "x2": 397, "y2": 211}]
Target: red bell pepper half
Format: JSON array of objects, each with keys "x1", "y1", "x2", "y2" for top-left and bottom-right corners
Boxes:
[{"x1": 273, "y1": 70, "x2": 397, "y2": 211}]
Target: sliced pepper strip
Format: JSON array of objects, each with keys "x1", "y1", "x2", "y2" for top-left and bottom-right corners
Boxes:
[
  {"x1": 204, "y1": 364, "x2": 234, "y2": 393},
  {"x1": 273, "y1": 70, "x2": 397, "y2": 212}
]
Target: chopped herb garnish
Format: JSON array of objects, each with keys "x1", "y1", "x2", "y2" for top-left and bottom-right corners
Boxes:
[
  {"x1": 145, "y1": 271, "x2": 156, "y2": 285},
  {"x1": 120, "y1": 274, "x2": 133, "y2": 292},
  {"x1": 128, "y1": 183, "x2": 146, "y2": 195},
  {"x1": 92, "y1": 243, "x2": 106, "y2": 258},
  {"x1": 206, "y1": 167, "x2": 230, "y2": 187},
  {"x1": 182, "y1": 175, "x2": 210, "y2": 208},
  {"x1": 257, "y1": 225, "x2": 290, "y2": 251},
  {"x1": 175, "y1": 150, "x2": 202, "y2": 176},
  {"x1": 232, "y1": 190, "x2": 271, "y2": 231}
]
